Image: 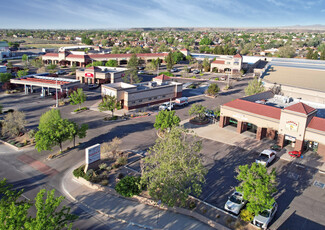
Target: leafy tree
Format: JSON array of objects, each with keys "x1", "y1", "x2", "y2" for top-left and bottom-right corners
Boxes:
[
  {"x1": 0, "y1": 73, "x2": 13, "y2": 83},
  {"x1": 82, "y1": 37, "x2": 93, "y2": 45},
  {"x1": 202, "y1": 57, "x2": 210, "y2": 72},
  {"x1": 30, "y1": 58, "x2": 43, "y2": 69},
  {"x1": 6, "y1": 61, "x2": 13, "y2": 68},
  {"x1": 69, "y1": 88, "x2": 87, "y2": 110},
  {"x1": 236, "y1": 163, "x2": 277, "y2": 216},
  {"x1": 244, "y1": 77, "x2": 265, "y2": 96},
  {"x1": 172, "y1": 51, "x2": 185, "y2": 64},
  {"x1": 86, "y1": 61, "x2": 103, "y2": 67},
  {"x1": 35, "y1": 109, "x2": 71, "y2": 152},
  {"x1": 98, "y1": 95, "x2": 121, "y2": 116},
  {"x1": 141, "y1": 127, "x2": 207, "y2": 207},
  {"x1": 68, "y1": 121, "x2": 88, "y2": 147},
  {"x1": 154, "y1": 110, "x2": 180, "y2": 132},
  {"x1": 165, "y1": 51, "x2": 174, "y2": 71},
  {"x1": 320, "y1": 49, "x2": 325, "y2": 60},
  {"x1": 0, "y1": 178, "x2": 77, "y2": 229},
  {"x1": 2, "y1": 110, "x2": 27, "y2": 137},
  {"x1": 306, "y1": 48, "x2": 313, "y2": 59},
  {"x1": 312, "y1": 51, "x2": 318, "y2": 60},
  {"x1": 22, "y1": 54, "x2": 28, "y2": 62},
  {"x1": 124, "y1": 54, "x2": 141, "y2": 83},
  {"x1": 105, "y1": 59, "x2": 118, "y2": 67},
  {"x1": 199, "y1": 36, "x2": 212, "y2": 45},
  {"x1": 189, "y1": 103, "x2": 206, "y2": 120},
  {"x1": 277, "y1": 45, "x2": 295, "y2": 58},
  {"x1": 206, "y1": 83, "x2": 219, "y2": 97},
  {"x1": 17, "y1": 69, "x2": 29, "y2": 78}
]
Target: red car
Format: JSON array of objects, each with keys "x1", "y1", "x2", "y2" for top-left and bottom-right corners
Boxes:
[{"x1": 288, "y1": 151, "x2": 301, "y2": 158}]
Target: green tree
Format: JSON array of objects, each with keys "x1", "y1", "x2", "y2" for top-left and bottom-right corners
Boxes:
[
  {"x1": 17, "y1": 69, "x2": 29, "y2": 78},
  {"x1": 206, "y1": 83, "x2": 219, "y2": 97},
  {"x1": 165, "y1": 51, "x2": 174, "y2": 71},
  {"x1": 0, "y1": 178, "x2": 77, "y2": 230},
  {"x1": 6, "y1": 62, "x2": 13, "y2": 68},
  {"x1": 141, "y1": 127, "x2": 207, "y2": 207},
  {"x1": 98, "y1": 95, "x2": 121, "y2": 117},
  {"x1": 189, "y1": 103, "x2": 206, "y2": 120},
  {"x1": 312, "y1": 51, "x2": 318, "y2": 60},
  {"x1": 82, "y1": 37, "x2": 93, "y2": 45},
  {"x1": 2, "y1": 111, "x2": 27, "y2": 137},
  {"x1": 30, "y1": 58, "x2": 43, "y2": 69},
  {"x1": 245, "y1": 77, "x2": 265, "y2": 96},
  {"x1": 22, "y1": 54, "x2": 28, "y2": 62},
  {"x1": 306, "y1": 48, "x2": 313, "y2": 59},
  {"x1": 320, "y1": 49, "x2": 325, "y2": 60},
  {"x1": 105, "y1": 59, "x2": 118, "y2": 67},
  {"x1": 202, "y1": 57, "x2": 210, "y2": 72},
  {"x1": 0, "y1": 73, "x2": 13, "y2": 83},
  {"x1": 124, "y1": 54, "x2": 141, "y2": 83},
  {"x1": 236, "y1": 163, "x2": 277, "y2": 216},
  {"x1": 35, "y1": 109, "x2": 71, "y2": 152},
  {"x1": 69, "y1": 88, "x2": 87, "y2": 110},
  {"x1": 68, "y1": 121, "x2": 88, "y2": 147},
  {"x1": 154, "y1": 110, "x2": 180, "y2": 132},
  {"x1": 199, "y1": 36, "x2": 212, "y2": 45},
  {"x1": 86, "y1": 61, "x2": 103, "y2": 67},
  {"x1": 172, "y1": 51, "x2": 185, "y2": 64},
  {"x1": 277, "y1": 45, "x2": 295, "y2": 58}
]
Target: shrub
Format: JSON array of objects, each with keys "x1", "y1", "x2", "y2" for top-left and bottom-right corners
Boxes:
[
  {"x1": 159, "y1": 71, "x2": 174, "y2": 77},
  {"x1": 240, "y1": 209, "x2": 254, "y2": 222},
  {"x1": 73, "y1": 165, "x2": 85, "y2": 178},
  {"x1": 28, "y1": 129, "x2": 37, "y2": 139},
  {"x1": 188, "y1": 84, "x2": 196, "y2": 89},
  {"x1": 100, "y1": 179, "x2": 109, "y2": 186},
  {"x1": 99, "y1": 163, "x2": 107, "y2": 170},
  {"x1": 215, "y1": 77, "x2": 219, "y2": 81},
  {"x1": 16, "y1": 143, "x2": 23, "y2": 148},
  {"x1": 116, "y1": 156, "x2": 128, "y2": 166},
  {"x1": 115, "y1": 176, "x2": 142, "y2": 197}
]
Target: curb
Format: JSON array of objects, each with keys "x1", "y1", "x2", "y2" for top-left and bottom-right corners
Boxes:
[
  {"x1": 0, "y1": 139, "x2": 21, "y2": 151},
  {"x1": 70, "y1": 170, "x2": 230, "y2": 230}
]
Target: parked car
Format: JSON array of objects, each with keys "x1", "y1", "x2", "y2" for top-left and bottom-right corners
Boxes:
[
  {"x1": 224, "y1": 191, "x2": 247, "y2": 215},
  {"x1": 88, "y1": 84, "x2": 99, "y2": 90},
  {"x1": 171, "y1": 68, "x2": 178, "y2": 73},
  {"x1": 252, "y1": 202, "x2": 278, "y2": 229},
  {"x1": 256, "y1": 149, "x2": 276, "y2": 167},
  {"x1": 159, "y1": 102, "x2": 175, "y2": 111},
  {"x1": 270, "y1": 144, "x2": 281, "y2": 152},
  {"x1": 56, "y1": 70, "x2": 66, "y2": 75},
  {"x1": 205, "y1": 109, "x2": 216, "y2": 118},
  {"x1": 193, "y1": 69, "x2": 200, "y2": 74},
  {"x1": 220, "y1": 75, "x2": 228, "y2": 81},
  {"x1": 174, "y1": 97, "x2": 188, "y2": 107},
  {"x1": 138, "y1": 70, "x2": 146, "y2": 74},
  {"x1": 288, "y1": 150, "x2": 301, "y2": 158}
]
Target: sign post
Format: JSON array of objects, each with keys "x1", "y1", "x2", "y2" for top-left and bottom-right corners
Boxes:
[{"x1": 84, "y1": 144, "x2": 101, "y2": 173}]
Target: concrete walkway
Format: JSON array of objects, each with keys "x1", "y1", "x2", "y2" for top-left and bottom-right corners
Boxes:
[
  {"x1": 181, "y1": 119, "x2": 325, "y2": 173},
  {"x1": 62, "y1": 166, "x2": 226, "y2": 230}
]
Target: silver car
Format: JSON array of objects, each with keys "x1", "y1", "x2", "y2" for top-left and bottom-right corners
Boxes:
[
  {"x1": 252, "y1": 202, "x2": 278, "y2": 229},
  {"x1": 224, "y1": 191, "x2": 247, "y2": 215},
  {"x1": 256, "y1": 149, "x2": 276, "y2": 167}
]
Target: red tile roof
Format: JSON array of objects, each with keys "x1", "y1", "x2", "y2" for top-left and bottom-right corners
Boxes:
[
  {"x1": 223, "y1": 99, "x2": 281, "y2": 120},
  {"x1": 42, "y1": 53, "x2": 59, "y2": 57},
  {"x1": 234, "y1": 53, "x2": 242, "y2": 58},
  {"x1": 180, "y1": 49, "x2": 188, "y2": 51},
  {"x1": 66, "y1": 54, "x2": 85, "y2": 59},
  {"x1": 284, "y1": 102, "x2": 316, "y2": 115},
  {"x1": 20, "y1": 78, "x2": 69, "y2": 85},
  {"x1": 212, "y1": 60, "x2": 225, "y2": 64},
  {"x1": 307, "y1": 116, "x2": 325, "y2": 132},
  {"x1": 88, "y1": 53, "x2": 168, "y2": 59},
  {"x1": 154, "y1": 74, "x2": 170, "y2": 81}
]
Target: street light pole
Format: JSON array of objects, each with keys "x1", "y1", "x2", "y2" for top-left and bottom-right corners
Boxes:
[{"x1": 56, "y1": 79, "x2": 58, "y2": 108}]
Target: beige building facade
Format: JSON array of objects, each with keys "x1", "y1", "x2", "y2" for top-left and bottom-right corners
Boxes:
[
  {"x1": 219, "y1": 91, "x2": 325, "y2": 159},
  {"x1": 210, "y1": 53, "x2": 243, "y2": 74},
  {"x1": 76, "y1": 66, "x2": 127, "y2": 84},
  {"x1": 101, "y1": 74, "x2": 183, "y2": 110}
]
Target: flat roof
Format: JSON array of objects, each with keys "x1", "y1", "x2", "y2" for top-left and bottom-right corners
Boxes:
[{"x1": 263, "y1": 66, "x2": 325, "y2": 92}]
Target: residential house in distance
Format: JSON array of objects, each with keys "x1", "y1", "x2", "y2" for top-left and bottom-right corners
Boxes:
[
  {"x1": 0, "y1": 41, "x2": 10, "y2": 60},
  {"x1": 101, "y1": 74, "x2": 183, "y2": 110}
]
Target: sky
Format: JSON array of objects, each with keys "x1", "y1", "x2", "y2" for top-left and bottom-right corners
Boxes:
[{"x1": 0, "y1": 0, "x2": 325, "y2": 29}]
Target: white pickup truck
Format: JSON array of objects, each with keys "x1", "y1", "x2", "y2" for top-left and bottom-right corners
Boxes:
[{"x1": 159, "y1": 102, "x2": 175, "y2": 111}]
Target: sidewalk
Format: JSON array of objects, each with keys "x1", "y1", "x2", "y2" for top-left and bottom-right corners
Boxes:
[
  {"x1": 62, "y1": 166, "x2": 227, "y2": 230},
  {"x1": 181, "y1": 119, "x2": 325, "y2": 173}
]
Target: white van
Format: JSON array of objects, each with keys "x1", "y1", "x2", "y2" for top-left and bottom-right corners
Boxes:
[{"x1": 175, "y1": 97, "x2": 188, "y2": 107}]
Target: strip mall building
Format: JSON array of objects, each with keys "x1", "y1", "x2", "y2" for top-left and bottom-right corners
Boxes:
[{"x1": 219, "y1": 91, "x2": 325, "y2": 159}]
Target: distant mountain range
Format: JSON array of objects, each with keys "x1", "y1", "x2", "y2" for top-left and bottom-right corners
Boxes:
[{"x1": 128, "y1": 25, "x2": 325, "y2": 32}]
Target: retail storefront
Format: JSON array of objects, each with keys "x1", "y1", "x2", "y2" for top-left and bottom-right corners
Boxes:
[{"x1": 219, "y1": 92, "x2": 325, "y2": 159}]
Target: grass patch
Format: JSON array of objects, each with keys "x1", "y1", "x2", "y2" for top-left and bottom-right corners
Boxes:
[{"x1": 73, "y1": 107, "x2": 88, "y2": 112}]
